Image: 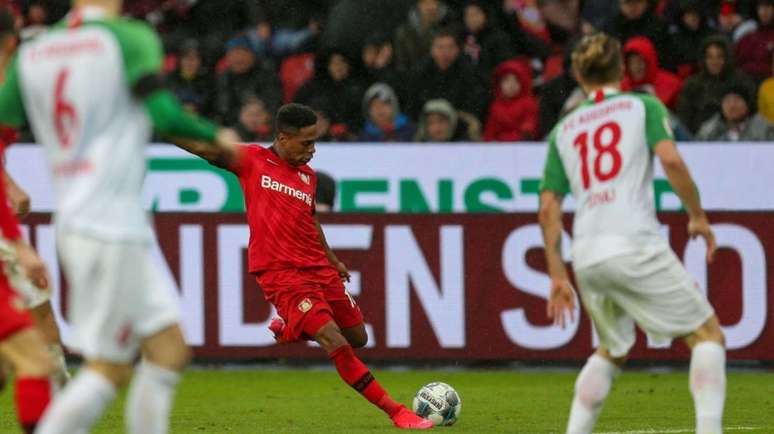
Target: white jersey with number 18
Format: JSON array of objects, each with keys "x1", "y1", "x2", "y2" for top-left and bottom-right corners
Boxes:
[{"x1": 540, "y1": 88, "x2": 675, "y2": 269}]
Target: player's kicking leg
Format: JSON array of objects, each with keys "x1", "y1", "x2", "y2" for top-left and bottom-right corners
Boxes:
[
  {"x1": 314, "y1": 321, "x2": 433, "y2": 429},
  {"x1": 0, "y1": 326, "x2": 55, "y2": 434},
  {"x1": 684, "y1": 316, "x2": 726, "y2": 434}
]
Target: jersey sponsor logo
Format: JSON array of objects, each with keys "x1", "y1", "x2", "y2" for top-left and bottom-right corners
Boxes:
[
  {"x1": 261, "y1": 175, "x2": 313, "y2": 206},
  {"x1": 28, "y1": 37, "x2": 104, "y2": 60},
  {"x1": 298, "y1": 298, "x2": 314, "y2": 313}
]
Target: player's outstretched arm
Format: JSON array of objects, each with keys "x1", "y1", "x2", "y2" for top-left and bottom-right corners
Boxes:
[
  {"x1": 166, "y1": 129, "x2": 242, "y2": 169},
  {"x1": 3, "y1": 170, "x2": 29, "y2": 218},
  {"x1": 538, "y1": 190, "x2": 575, "y2": 328},
  {"x1": 313, "y1": 216, "x2": 350, "y2": 282},
  {"x1": 654, "y1": 139, "x2": 717, "y2": 263}
]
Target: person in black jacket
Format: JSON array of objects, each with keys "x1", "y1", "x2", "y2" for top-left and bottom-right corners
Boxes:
[
  {"x1": 294, "y1": 49, "x2": 366, "y2": 135},
  {"x1": 213, "y1": 34, "x2": 283, "y2": 126},
  {"x1": 462, "y1": 1, "x2": 517, "y2": 82},
  {"x1": 407, "y1": 27, "x2": 490, "y2": 122},
  {"x1": 667, "y1": 0, "x2": 721, "y2": 78},
  {"x1": 167, "y1": 39, "x2": 214, "y2": 116},
  {"x1": 602, "y1": 0, "x2": 673, "y2": 70}
]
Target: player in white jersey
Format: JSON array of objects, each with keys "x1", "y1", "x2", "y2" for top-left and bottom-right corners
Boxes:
[
  {"x1": 0, "y1": 0, "x2": 238, "y2": 433},
  {"x1": 538, "y1": 33, "x2": 726, "y2": 434}
]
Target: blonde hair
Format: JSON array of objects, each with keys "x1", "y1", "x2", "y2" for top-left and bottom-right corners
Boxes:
[{"x1": 571, "y1": 33, "x2": 623, "y2": 86}]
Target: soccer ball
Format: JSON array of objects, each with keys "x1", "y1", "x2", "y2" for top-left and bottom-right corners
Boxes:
[{"x1": 412, "y1": 382, "x2": 462, "y2": 426}]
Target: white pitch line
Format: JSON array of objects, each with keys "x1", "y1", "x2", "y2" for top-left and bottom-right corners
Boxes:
[{"x1": 597, "y1": 427, "x2": 759, "y2": 434}]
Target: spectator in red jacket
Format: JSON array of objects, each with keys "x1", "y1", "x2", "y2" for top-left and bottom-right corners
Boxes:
[
  {"x1": 621, "y1": 36, "x2": 683, "y2": 109},
  {"x1": 483, "y1": 59, "x2": 538, "y2": 142},
  {"x1": 736, "y1": 0, "x2": 774, "y2": 82}
]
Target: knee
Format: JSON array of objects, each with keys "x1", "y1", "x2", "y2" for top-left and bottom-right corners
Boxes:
[
  {"x1": 348, "y1": 332, "x2": 368, "y2": 349},
  {"x1": 315, "y1": 324, "x2": 348, "y2": 352},
  {"x1": 16, "y1": 353, "x2": 55, "y2": 378},
  {"x1": 147, "y1": 343, "x2": 192, "y2": 372},
  {"x1": 687, "y1": 317, "x2": 726, "y2": 348}
]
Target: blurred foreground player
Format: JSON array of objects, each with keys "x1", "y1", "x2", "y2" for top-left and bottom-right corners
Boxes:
[
  {"x1": 0, "y1": 6, "x2": 69, "y2": 390},
  {"x1": 538, "y1": 33, "x2": 726, "y2": 434},
  {"x1": 0, "y1": 0, "x2": 238, "y2": 433},
  {"x1": 193, "y1": 103, "x2": 433, "y2": 430}
]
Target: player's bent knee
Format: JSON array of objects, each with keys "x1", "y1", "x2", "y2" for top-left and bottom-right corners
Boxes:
[
  {"x1": 342, "y1": 325, "x2": 368, "y2": 348},
  {"x1": 686, "y1": 316, "x2": 725, "y2": 348},
  {"x1": 315, "y1": 322, "x2": 348, "y2": 352}
]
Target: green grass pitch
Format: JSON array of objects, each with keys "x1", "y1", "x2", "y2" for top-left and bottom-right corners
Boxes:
[{"x1": 0, "y1": 368, "x2": 771, "y2": 433}]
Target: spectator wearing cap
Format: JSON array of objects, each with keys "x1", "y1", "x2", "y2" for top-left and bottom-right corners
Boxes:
[
  {"x1": 214, "y1": 34, "x2": 282, "y2": 126},
  {"x1": 233, "y1": 95, "x2": 274, "y2": 142},
  {"x1": 736, "y1": 0, "x2": 774, "y2": 82},
  {"x1": 667, "y1": 0, "x2": 721, "y2": 78},
  {"x1": 696, "y1": 81, "x2": 774, "y2": 140},
  {"x1": 294, "y1": 49, "x2": 365, "y2": 136},
  {"x1": 757, "y1": 53, "x2": 774, "y2": 123},
  {"x1": 462, "y1": 1, "x2": 516, "y2": 82},
  {"x1": 602, "y1": 0, "x2": 673, "y2": 70},
  {"x1": 359, "y1": 83, "x2": 415, "y2": 142},
  {"x1": 676, "y1": 35, "x2": 756, "y2": 133},
  {"x1": 718, "y1": 0, "x2": 758, "y2": 42},
  {"x1": 415, "y1": 99, "x2": 477, "y2": 142},
  {"x1": 483, "y1": 59, "x2": 538, "y2": 142},
  {"x1": 622, "y1": 36, "x2": 683, "y2": 109},
  {"x1": 394, "y1": 0, "x2": 454, "y2": 72},
  {"x1": 407, "y1": 28, "x2": 490, "y2": 122},
  {"x1": 167, "y1": 40, "x2": 214, "y2": 115}
]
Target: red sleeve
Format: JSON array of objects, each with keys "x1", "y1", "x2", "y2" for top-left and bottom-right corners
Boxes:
[
  {"x1": 228, "y1": 145, "x2": 259, "y2": 177},
  {"x1": 0, "y1": 146, "x2": 20, "y2": 241}
]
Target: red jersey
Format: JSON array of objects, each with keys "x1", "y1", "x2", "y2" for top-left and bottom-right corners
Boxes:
[
  {"x1": 229, "y1": 145, "x2": 329, "y2": 274},
  {"x1": 0, "y1": 142, "x2": 20, "y2": 241}
]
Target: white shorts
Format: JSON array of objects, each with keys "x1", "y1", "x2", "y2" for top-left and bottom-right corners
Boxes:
[
  {"x1": 58, "y1": 233, "x2": 180, "y2": 363},
  {"x1": 575, "y1": 243, "x2": 715, "y2": 358},
  {"x1": 0, "y1": 239, "x2": 50, "y2": 309}
]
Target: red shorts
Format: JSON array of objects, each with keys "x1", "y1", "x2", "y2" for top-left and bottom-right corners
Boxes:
[
  {"x1": 0, "y1": 274, "x2": 33, "y2": 341},
  {"x1": 256, "y1": 266, "x2": 363, "y2": 342}
]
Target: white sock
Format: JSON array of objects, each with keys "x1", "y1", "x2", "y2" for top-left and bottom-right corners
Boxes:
[
  {"x1": 126, "y1": 361, "x2": 181, "y2": 434},
  {"x1": 566, "y1": 354, "x2": 620, "y2": 434},
  {"x1": 36, "y1": 368, "x2": 116, "y2": 434},
  {"x1": 48, "y1": 344, "x2": 70, "y2": 393},
  {"x1": 690, "y1": 342, "x2": 726, "y2": 434}
]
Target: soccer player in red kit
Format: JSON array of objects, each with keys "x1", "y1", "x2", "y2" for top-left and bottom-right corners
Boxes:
[
  {"x1": 213, "y1": 103, "x2": 433, "y2": 429},
  {"x1": 0, "y1": 139, "x2": 55, "y2": 433}
]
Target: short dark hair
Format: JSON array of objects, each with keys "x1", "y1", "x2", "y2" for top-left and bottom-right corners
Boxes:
[
  {"x1": 0, "y1": 7, "x2": 16, "y2": 39},
  {"x1": 431, "y1": 26, "x2": 461, "y2": 46},
  {"x1": 275, "y1": 103, "x2": 317, "y2": 134}
]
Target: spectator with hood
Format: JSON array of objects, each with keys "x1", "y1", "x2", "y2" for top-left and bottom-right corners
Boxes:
[
  {"x1": 736, "y1": 0, "x2": 774, "y2": 82},
  {"x1": 408, "y1": 27, "x2": 490, "y2": 122},
  {"x1": 483, "y1": 59, "x2": 539, "y2": 142},
  {"x1": 622, "y1": 36, "x2": 683, "y2": 109},
  {"x1": 462, "y1": 1, "x2": 516, "y2": 82},
  {"x1": 668, "y1": 0, "x2": 720, "y2": 78},
  {"x1": 602, "y1": 0, "x2": 672, "y2": 70},
  {"x1": 677, "y1": 35, "x2": 756, "y2": 133},
  {"x1": 415, "y1": 99, "x2": 476, "y2": 142},
  {"x1": 394, "y1": 0, "x2": 454, "y2": 71},
  {"x1": 696, "y1": 80, "x2": 774, "y2": 140},
  {"x1": 233, "y1": 95, "x2": 274, "y2": 142},
  {"x1": 294, "y1": 49, "x2": 365, "y2": 134},
  {"x1": 214, "y1": 34, "x2": 282, "y2": 125},
  {"x1": 359, "y1": 83, "x2": 416, "y2": 142}
]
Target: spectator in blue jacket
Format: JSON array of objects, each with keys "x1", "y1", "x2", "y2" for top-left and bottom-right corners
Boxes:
[{"x1": 359, "y1": 83, "x2": 416, "y2": 142}]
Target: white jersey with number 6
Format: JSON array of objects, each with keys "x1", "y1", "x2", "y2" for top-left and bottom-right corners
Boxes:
[
  {"x1": 13, "y1": 9, "x2": 159, "y2": 242},
  {"x1": 540, "y1": 88, "x2": 675, "y2": 269}
]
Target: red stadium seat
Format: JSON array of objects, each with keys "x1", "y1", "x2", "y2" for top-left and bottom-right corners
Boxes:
[{"x1": 279, "y1": 52, "x2": 315, "y2": 103}]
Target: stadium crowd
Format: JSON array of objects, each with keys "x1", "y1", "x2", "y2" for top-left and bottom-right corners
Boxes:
[{"x1": 7, "y1": 0, "x2": 774, "y2": 143}]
